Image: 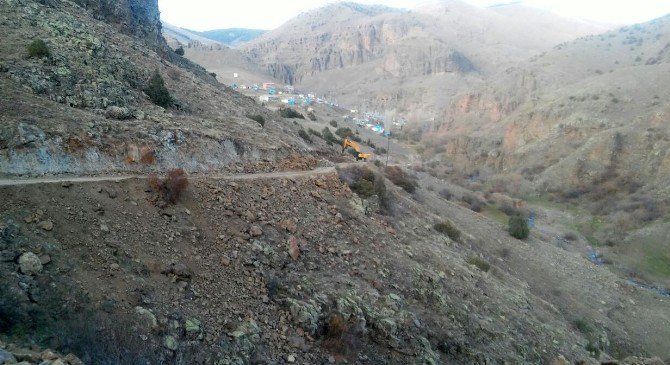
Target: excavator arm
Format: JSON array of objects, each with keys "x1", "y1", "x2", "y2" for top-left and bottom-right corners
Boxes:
[{"x1": 342, "y1": 138, "x2": 373, "y2": 161}]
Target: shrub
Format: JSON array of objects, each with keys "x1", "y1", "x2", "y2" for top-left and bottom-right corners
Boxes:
[
  {"x1": 324, "y1": 314, "x2": 362, "y2": 360},
  {"x1": 434, "y1": 221, "x2": 461, "y2": 242},
  {"x1": 144, "y1": 70, "x2": 172, "y2": 108},
  {"x1": 466, "y1": 257, "x2": 490, "y2": 272},
  {"x1": 27, "y1": 39, "x2": 50, "y2": 58},
  {"x1": 321, "y1": 127, "x2": 339, "y2": 145},
  {"x1": 384, "y1": 166, "x2": 418, "y2": 193},
  {"x1": 563, "y1": 232, "x2": 578, "y2": 241},
  {"x1": 280, "y1": 107, "x2": 305, "y2": 119},
  {"x1": 298, "y1": 129, "x2": 312, "y2": 143},
  {"x1": 210, "y1": 72, "x2": 217, "y2": 78},
  {"x1": 308, "y1": 128, "x2": 322, "y2": 138},
  {"x1": 147, "y1": 169, "x2": 189, "y2": 204},
  {"x1": 376, "y1": 147, "x2": 387, "y2": 154},
  {"x1": 374, "y1": 175, "x2": 393, "y2": 215},
  {"x1": 508, "y1": 215, "x2": 530, "y2": 239},
  {"x1": 175, "y1": 46, "x2": 185, "y2": 56},
  {"x1": 335, "y1": 127, "x2": 355, "y2": 140},
  {"x1": 248, "y1": 114, "x2": 265, "y2": 127},
  {"x1": 500, "y1": 202, "x2": 522, "y2": 217},
  {"x1": 330, "y1": 120, "x2": 338, "y2": 128},
  {"x1": 351, "y1": 179, "x2": 375, "y2": 198},
  {"x1": 307, "y1": 111, "x2": 317, "y2": 121},
  {"x1": 439, "y1": 189, "x2": 453, "y2": 200}
]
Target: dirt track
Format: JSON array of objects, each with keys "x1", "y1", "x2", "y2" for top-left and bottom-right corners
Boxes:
[{"x1": 0, "y1": 166, "x2": 337, "y2": 187}]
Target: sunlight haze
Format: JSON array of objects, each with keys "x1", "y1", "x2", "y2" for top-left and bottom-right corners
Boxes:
[{"x1": 159, "y1": 0, "x2": 670, "y2": 30}]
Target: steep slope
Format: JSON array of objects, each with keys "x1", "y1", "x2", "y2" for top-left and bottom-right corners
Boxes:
[
  {"x1": 0, "y1": 0, "x2": 316, "y2": 176},
  {"x1": 417, "y1": 15, "x2": 670, "y2": 287},
  {"x1": 2, "y1": 166, "x2": 670, "y2": 363},
  {"x1": 241, "y1": 1, "x2": 608, "y2": 113}
]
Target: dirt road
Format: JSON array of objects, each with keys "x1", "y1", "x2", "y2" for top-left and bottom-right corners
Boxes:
[{"x1": 0, "y1": 166, "x2": 337, "y2": 187}]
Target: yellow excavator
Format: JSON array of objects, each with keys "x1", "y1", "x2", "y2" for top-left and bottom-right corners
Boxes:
[{"x1": 342, "y1": 138, "x2": 373, "y2": 161}]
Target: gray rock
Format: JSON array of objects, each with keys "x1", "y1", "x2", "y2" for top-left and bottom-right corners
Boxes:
[
  {"x1": 105, "y1": 106, "x2": 132, "y2": 120},
  {"x1": 0, "y1": 349, "x2": 16, "y2": 365},
  {"x1": 286, "y1": 298, "x2": 320, "y2": 335},
  {"x1": 184, "y1": 318, "x2": 201, "y2": 333},
  {"x1": 164, "y1": 336, "x2": 178, "y2": 351},
  {"x1": 249, "y1": 225, "x2": 263, "y2": 237},
  {"x1": 134, "y1": 306, "x2": 158, "y2": 329},
  {"x1": 18, "y1": 252, "x2": 43, "y2": 275}
]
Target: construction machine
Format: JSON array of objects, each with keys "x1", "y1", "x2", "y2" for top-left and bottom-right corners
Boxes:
[{"x1": 342, "y1": 138, "x2": 373, "y2": 161}]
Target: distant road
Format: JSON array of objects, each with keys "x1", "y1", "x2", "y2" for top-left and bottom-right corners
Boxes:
[{"x1": 0, "y1": 166, "x2": 337, "y2": 187}]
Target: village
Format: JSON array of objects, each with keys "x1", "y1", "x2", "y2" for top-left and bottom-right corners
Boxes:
[{"x1": 230, "y1": 80, "x2": 407, "y2": 136}]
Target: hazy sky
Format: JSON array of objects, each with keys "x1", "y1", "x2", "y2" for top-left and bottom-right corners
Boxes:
[{"x1": 158, "y1": 0, "x2": 670, "y2": 31}]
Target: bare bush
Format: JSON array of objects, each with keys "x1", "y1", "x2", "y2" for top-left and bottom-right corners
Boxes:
[
  {"x1": 147, "y1": 169, "x2": 189, "y2": 204},
  {"x1": 384, "y1": 166, "x2": 418, "y2": 193}
]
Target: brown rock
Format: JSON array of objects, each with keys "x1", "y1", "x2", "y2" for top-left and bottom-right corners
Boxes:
[
  {"x1": 64, "y1": 353, "x2": 84, "y2": 365},
  {"x1": 249, "y1": 225, "x2": 263, "y2": 237},
  {"x1": 288, "y1": 236, "x2": 300, "y2": 261},
  {"x1": 279, "y1": 219, "x2": 297, "y2": 233},
  {"x1": 41, "y1": 350, "x2": 58, "y2": 360},
  {"x1": 551, "y1": 355, "x2": 569, "y2": 365}
]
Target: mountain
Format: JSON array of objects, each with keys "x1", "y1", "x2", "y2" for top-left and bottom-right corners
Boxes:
[
  {"x1": 415, "y1": 14, "x2": 670, "y2": 287},
  {"x1": 241, "y1": 1, "x2": 608, "y2": 113},
  {"x1": 198, "y1": 28, "x2": 267, "y2": 47},
  {"x1": 162, "y1": 23, "x2": 266, "y2": 48},
  {"x1": 162, "y1": 22, "x2": 222, "y2": 46}
]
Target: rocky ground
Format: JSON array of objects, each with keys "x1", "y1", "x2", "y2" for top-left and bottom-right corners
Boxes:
[{"x1": 1, "y1": 164, "x2": 668, "y2": 364}]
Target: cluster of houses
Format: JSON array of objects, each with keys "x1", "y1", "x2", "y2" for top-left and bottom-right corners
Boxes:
[
  {"x1": 233, "y1": 79, "x2": 408, "y2": 136},
  {"x1": 232, "y1": 81, "x2": 339, "y2": 107}
]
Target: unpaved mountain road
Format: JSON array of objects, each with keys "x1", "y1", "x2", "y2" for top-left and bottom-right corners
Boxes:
[{"x1": 0, "y1": 166, "x2": 338, "y2": 187}]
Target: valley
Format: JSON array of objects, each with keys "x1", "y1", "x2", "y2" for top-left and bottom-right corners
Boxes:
[{"x1": 0, "y1": 0, "x2": 669, "y2": 364}]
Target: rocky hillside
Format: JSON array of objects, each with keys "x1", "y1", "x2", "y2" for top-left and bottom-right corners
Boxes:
[
  {"x1": 240, "y1": 1, "x2": 607, "y2": 114},
  {"x1": 413, "y1": 15, "x2": 670, "y2": 288},
  {"x1": 2, "y1": 165, "x2": 670, "y2": 363},
  {"x1": 0, "y1": 0, "x2": 317, "y2": 177}
]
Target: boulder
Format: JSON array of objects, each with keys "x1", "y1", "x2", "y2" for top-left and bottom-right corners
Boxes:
[
  {"x1": 105, "y1": 106, "x2": 132, "y2": 120},
  {"x1": 18, "y1": 252, "x2": 43, "y2": 275},
  {"x1": 164, "y1": 336, "x2": 178, "y2": 351}
]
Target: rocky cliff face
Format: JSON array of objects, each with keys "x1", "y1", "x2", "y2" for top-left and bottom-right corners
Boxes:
[
  {"x1": 71, "y1": 0, "x2": 164, "y2": 48},
  {"x1": 0, "y1": 0, "x2": 317, "y2": 177}
]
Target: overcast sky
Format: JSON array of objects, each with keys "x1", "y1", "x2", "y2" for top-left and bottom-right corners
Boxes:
[{"x1": 158, "y1": 0, "x2": 670, "y2": 31}]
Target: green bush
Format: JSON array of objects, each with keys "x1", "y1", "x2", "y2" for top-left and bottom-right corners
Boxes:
[
  {"x1": 374, "y1": 175, "x2": 393, "y2": 215},
  {"x1": 434, "y1": 221, "x2": 461, "y2": 242},
  {"x1": 330, "y1": 120, "x2": 338, "y2": 128},
  {"x1": 280, "y1": 107, "x2": 305, "y2": 119},
  {"x1": 508, "y1": 215, "x2": 530, "y2": 239},
  {"x1": 322, "y1": 127, "x2": 339, "y2": 145},
  {"x1": 175, "y1": 46, "x2": 185, "y2": 56},
  {"x1": 466, "y1": 257, "x2": 490, "y2": 272},
  {"x1": 351, "y1": 179, "x2": 375, "y2": 198},
  {"x1": 144, "y1": 70, "x2": 172, "y2": 108},
  {"x1": 298, "y1": 129, "x2": 312, "y2": 143},
  {"x1": 248, "y1": 114, "x2": 265, "y2": 127},
  {"x1": 308, "y1": 111, "x2": 317, "y2": 121},
  {"x1": 308, "y1": 128, "x2": 322, "y2": 138},
  {"x1": 335, "y1": 127, "x2": 355, "y2": 140},
  {"x1": 27, "y1": 39, "x2": 50, "y2": 58}
]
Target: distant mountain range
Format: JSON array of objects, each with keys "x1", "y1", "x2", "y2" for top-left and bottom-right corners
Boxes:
[{"x1": 161, "y1": 22, "x2": 266, "y2": 47}]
